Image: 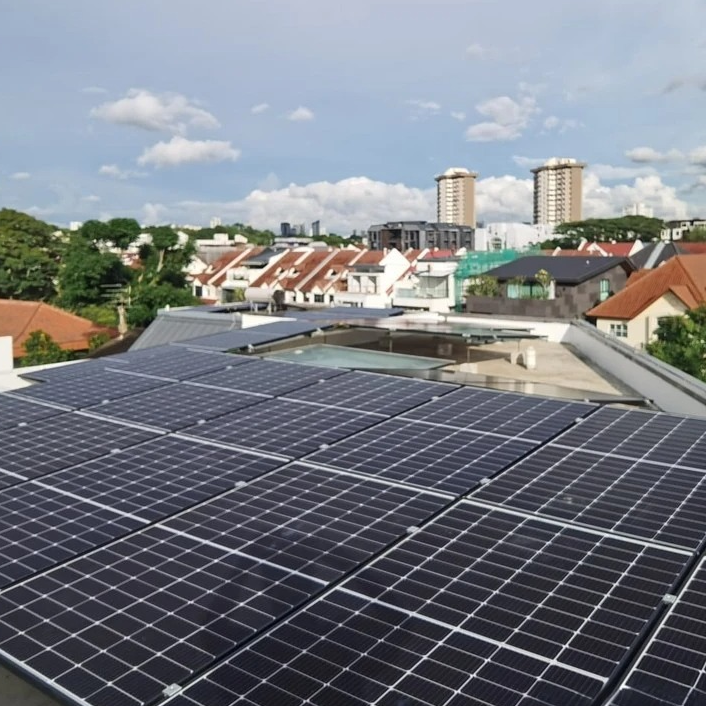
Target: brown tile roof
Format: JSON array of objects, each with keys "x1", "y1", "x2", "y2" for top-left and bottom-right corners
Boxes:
[
  {"x1": 210, "y1": 247, "x2": 265, "y2": 287},
  {"x1": 586, "y1": 254, "x2": 706, "y2": 319},
  {"x1": 353, "y1": 250, "x2": 386, "y2": 265},
  {"x1": 250, "y1": 250, "x2": 308, "y2": 288},
  {"x1": 285, "y1": 251, "x2": 332, "y2": 290},
  {"x1": 595, "y1": 242, "x2": 634, "y2": 257},
  {"x1": 677, "y1": 242, "x2": 706, "y2": 255},
  {"x1": 0, "y1": 300, "x2": 114, "y2": 358},
  {"x1": 298, "y1": 250, "x2": 364, "y2": 293}
]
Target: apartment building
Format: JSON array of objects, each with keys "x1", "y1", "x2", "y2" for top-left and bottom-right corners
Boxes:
[
  {"x1": 435, "y1": 167, "x2": 478, "y2": 227},
  {"x1": 532, "y1": 157, "x2": 585, "y2": 225},
  {"x1": 367, "y1": 221, "x2": 474, "y2": 251}
]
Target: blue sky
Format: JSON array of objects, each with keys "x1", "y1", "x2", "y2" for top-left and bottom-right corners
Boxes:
[{"x1": 1, "y1": 0, "x2": 705, "y2": 232}]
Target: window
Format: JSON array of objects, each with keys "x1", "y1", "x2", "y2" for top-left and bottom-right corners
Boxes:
[
  {"x1": 314, "y1": 294, "x2": 324, "y2": 303},
  {"x1": 194, "y1": 285, "x2": 203, "y2": 297},
  {"x1": 609, "y1": 322, "x2": 628, "y2": 338},
  {"x1": 599, "y1": 279, "x2": 610, "y2": 302}
]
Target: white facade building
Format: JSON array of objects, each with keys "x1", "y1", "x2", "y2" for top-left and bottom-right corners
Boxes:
[{"x1": 474, "y1": 222, "x2": 553, "y2": 251}]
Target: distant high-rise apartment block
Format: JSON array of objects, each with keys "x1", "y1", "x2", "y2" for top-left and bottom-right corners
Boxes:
[
  {"x1": 435, "y1": 168, "x2": 478, "y2": 227},
  {"x1": 623, "y1": 202, "x2": 654, "y2": 218},
  {"x1": 531, "y1": 158, "x2": 585, "y2": 225}
]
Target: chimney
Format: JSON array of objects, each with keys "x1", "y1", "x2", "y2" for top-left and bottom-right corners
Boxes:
[{"x1": 0, "y1": 337, "x2": 13, "y2": 372}]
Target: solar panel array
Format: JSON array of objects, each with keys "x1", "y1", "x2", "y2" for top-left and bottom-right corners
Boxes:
[{"x1": 2, "y1": 341, "x2": 706, "y2": 706}]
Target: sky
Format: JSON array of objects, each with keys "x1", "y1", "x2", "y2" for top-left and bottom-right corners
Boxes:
[{"x1": 1, "y1": 0, "x2": 705, "y2": 233}]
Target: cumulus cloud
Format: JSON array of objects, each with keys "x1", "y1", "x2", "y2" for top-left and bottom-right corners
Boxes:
[
  {"x1": 406, "y1": 100, "x2": 441, "y2": 120},
  {"x1": 10, "y1": 172, "x2": 31, "y2": 180},
  {"x1": 98, "y1": 164, "x2": 148, "y2": 179},
  {"x1": 286, "y1": 106, "x2": 315, "y2": 122},
  {"x1": 465, "y1": 95, "x2": 539, "y2": 142},
  {"x1": 588, "y1": 164, "x2": 656, "y2": 180},
  {"x1": 465, "y1": 43, "x2": 487, "y2": 58},
  {"x1": 450, "y1": 111, "x2": 466, "y2": 121},
  {"x1": 542, "y1": 116, "x2": 581, "y2": 133},
  {"x1": 137, "y1": 137, "x2": 241, "y2": 168},
  {"x1": 251, "y1": 103, "x2": 269, "y2": 114},
  {"x1": 625, "y1": 146, "x2": 684, "y2": 163},
  {"x1": 689, "y1": 146, "x2": 706, "y2": 166},
  {"x1": 512, "y1": 156, "x2": 546, "y2": 169},
  {"x1": 90, "y1": 88, "x2": 220, "y2": 134}
]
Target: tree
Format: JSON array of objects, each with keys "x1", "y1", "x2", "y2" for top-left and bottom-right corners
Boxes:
[
  {"x1": 554, "y1": 215, "x2": 665, "y2": 243},
  {"x1": 646, "y1": 306, "x2": 706, "y2": 381},
  {"x1": 106, "y1": 218, "x2": 141, "y2": 251},
  {"x1": 0, "y1": 209, "x2": 61, "y2": 300},
  {"x1": 20, "y1": 330, "x2": 71, "y2": 366},
  {"x1": 466, "y1": 275, "x2": 499, "y2": 297},
  {"x1": 534, "y1": 269, "x2": 553, "y2": 299},
  {"x1": 682, "y1": 226, "x2": 706, "y2": 242}
]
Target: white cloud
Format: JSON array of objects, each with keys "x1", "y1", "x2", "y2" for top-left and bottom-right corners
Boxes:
[
  {"x1": 689, "y1": 146, "x2": 706, "y2": 166},
  {"x1": 450, "y1": 111, "x2": 466, "y2": 121},
  {"x1": 137, "y1": 136, "x2": 241, "y2": 168},
  {"x1": 10, "y1": 172, "x2": 31, "y2": 180},
  {"x1": 406, "y1": 100, "x2": 441, "y2": 120},
  {"x1": 625, "y1": 146, "x2": 684, "y2": 163},
  {"x1": 465, "y1": 43, "x2": 487, "y2": 58},
  {"x1": 286, "y1": 106, "x2": 315, "y2": 122},
  {"x1": 98, "y1": 164, "x2": 148, "y2": 179},
  {"x1": 512, "y1": 156, "x2": 546, "y2": 169},
  {"x1": 141, "y1": 202, "x2": 169, "y2": 225},
  {"x1": 251, "y1": 103, "x2": 270, "y2": 114},
  {"x1": 466, "y1": 95, "x2": 539, "y2": 142},
  {"x1": 90, "y1": 88, "x2": 220, "y2": 134},
  {"x1": 477, "y1": 176, "x2": 534, "y2": 221},
  {"x1": 542, "y1": 116, "x2": 581, "y2": 133},
  {"x1": 588, "y1": 164, "x2": 656, "y2": 180},
  {"x1": 81, "y1": 86, "x2": 108, "y2": 95}
]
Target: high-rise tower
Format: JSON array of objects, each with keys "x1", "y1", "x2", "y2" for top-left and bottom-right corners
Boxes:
[
  {"x1": 531, "y1": 158, "x2": 585, "y2": 225},
  {"x1": 435, "y1": 168, "x2": 478, "y2": 227}
]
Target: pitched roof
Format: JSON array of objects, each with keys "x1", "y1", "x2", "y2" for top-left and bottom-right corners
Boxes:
[
  {"x1": 0, "y1": 300, "x2": 113, "y2": 358},
  {"x1": 592, "y1": 242, "x2": 634, "y2": 257},
  {"x1": 586, "y1": 254, "x2": 706, "y2": 319},
  {"x1": 250, "y1": 250, "x2": 307, "y2": 288},
  {"x1": 486, "y1": 255, "x2": 631, "y2": 284},
  {"x1": 298, "y1": 250, "x2": 363, "y2": 293},
  {"x1": 677, "y1": 242, "x2": 706, "y2": 255}
]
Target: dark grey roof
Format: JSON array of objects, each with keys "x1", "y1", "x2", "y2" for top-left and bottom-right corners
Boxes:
[
  {"x1": 245, "y1": 247, "x2": 277, "y2": 264},
  {"x1": 629, "y1": 242, "x2": 679, "y2": 269},
  {"x1": 485, "y1": 255, "x2": 630, "y2": 284}
]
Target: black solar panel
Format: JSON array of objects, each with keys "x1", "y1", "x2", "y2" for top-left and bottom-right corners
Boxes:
[
  {"x1": 85, "y1": 383, "x2": 267, "y2": 431},
  {"x1": 40, "y1": 436, "x2": 285, "y2": 522},
  {"x1": 163, "y1": 464, "x2": 449, "y2": 583},
  {"x1": 0, "y1": 393, "x2": 64, "y2": 429},
  {"x1": 611, "y1": 558, "x2": 706, "y2": 706},
  {"x1": 105, "y1": 347, "x2": 252, "y2": 381},
  {"x1": 554, "y1": 407, "x2": 706, "y2": 468},
  {"x1": 0, "y1": 527, "x2": 322, "y2": 706},
  {"x1": 176, "y1": 321, "x2": 321, "y2": 351},
  {"x1": 180, "y1": 398, "x2": 385, "y2": 458},
  {"x1": 282, "y1": 370, "x2": 457, "y2": 415},
  {"x1": 189, "y1": 359, "x2": 344, "y2": 396},
  {"x1": 0, "y1": 482, "x2": 144, "y2": 589},
  {"x1": 473, "y1": 444, "x2": 706, "y2": 550},
  {"x1": 308, "y1": 418, "x2": 537, "y2": 494},
  {"x1": 19, "y1": 360, "x2": 113, "y2": 383},
  {"x1": 401, "y1": 386, "x2": 595, "y2": 441},
  {"x1": 12, "y1": 370, "x2": 171, "y2": 409},
  {"x1": 0, "y1": 414, "x2": 159, "y2": 488}
]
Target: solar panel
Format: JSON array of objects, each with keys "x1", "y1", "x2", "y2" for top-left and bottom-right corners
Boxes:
[
  {"x1": 162, "y1": 464, "x2": 449, "y2": 583},
  {"x1": 308, "y1": 419, "x2": 537, "y2": 494},
  {"x1": 0, "y1": 482, "x2": 144, "y2": 589},
  {"x1": 281, "y1": 370, "x2": 457, "y2": 416},
  {"x1": 19, "y1": 360, "x2": 113, "y2": 383},
  {"x1": 473, "y1": 444, "x2": 706, "y2": 550},
  {"x1": 12, "y1": 370, "x2": 171, "y2": 409},
  {"x1": 401, "y1": 386, "x2": 595, "y2": 441},
  {"x1": 84, "y1": 383, "x2": 268, "y2": 431},
  {"x1": 180, "y1": 398, "x2": 385, "y2": 459},
  {"x1": 176, "y1": 321, "x2": 322, "y2": 351},
  {"x1": 610, "y1": 557, "x2": 706, "y2": 706},
  {"x1": 0, "y1": 414, "x2": 158, "y2": 488},
  {"x1": 39, "y1": 436, "x2": 286, "y2": 522},
  {"x1": 104, "y1": 348, "x2": 252, "y2": 381},
  {"x1": 0, "y1": 526, "x2": 322, "y2": 706},
  {"x1": 188, "y1": 359, "x2": 344, "y2": 396},
  {"x1": 554, "y1": 407, "x2": 706, "y2": 469},
  {"x1": 0, "y1": 393, "x2": 64, "y2": 430}
]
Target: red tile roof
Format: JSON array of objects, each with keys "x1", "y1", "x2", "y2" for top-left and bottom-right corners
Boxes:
[
  {"x1": 586, "y1": 254, "x2": 706, "y2": 319},
  {"x1": 298, "y1": 250, "x2": 363, "y2": 293},
  {"x1": 250, "y1": 250, "x2": 309, "y2": 289},
  {"x1": 595, "y1": 242, "x2": 634, "y2": 257},
  {"x1": 0, "y1": 300, "x2": 114, "y2": 358},
  {"x1": 677, "y1": 242, "x2": 706, "y2": 254}
]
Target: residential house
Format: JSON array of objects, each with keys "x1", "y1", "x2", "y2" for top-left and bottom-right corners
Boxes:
[
  {"x1": 586, "y1": 254, "x2": 706, "y2": 348},
  {"x1": 393, "y1": 250, "x2": 460, "y2": 312},
  {"x1": 466, "y1": 255, "x2": 633, "y2": 318},
  {"x1": 0, "y1": 300, "x2": 114, "y2": 359},
  {"x1": 191, "y1": 246, "x2": 269, "y2": 303}
]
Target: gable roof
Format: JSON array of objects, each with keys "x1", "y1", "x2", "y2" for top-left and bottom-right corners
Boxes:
[
  {"x1": 593, "y1": 242, "x2": 634, "y2": 257},
  {"x1": 298, "y1": 249, "x2": 364, "y2": 293},
  {"x1": 486, "y1": 255, "x2": 631, "y2": 285},
  {"x1": 586, "y1": 254, "x2": 706, "y2": 319},
  {"x1": 0, "y1": 300, "x2": 113, "y2": 358}
]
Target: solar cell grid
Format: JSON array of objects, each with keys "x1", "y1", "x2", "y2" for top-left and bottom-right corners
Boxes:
[
  {"x1": 39, "y1": 436, "x2": 285, "y2": 522},
  {"x1": 0, "y1": 393, "x2": 64, "y2": 430},
  {"x1": 84, "y1": 382, "x2": 267, "y2": 431},
  {"x1": 162, "y1": 464, "x2": 449, "y2": 582},
  {"x1": 0, "y1": 482, "x2": 144, "y2": 589},
  {"x1": 188, "y1": 359, "x2": 344, "y2": 396},
  {"x1": 281, "y1": 370, "x2": 457, "y2": 416},
  {"x1": 180, "y1": 398, "x2": 384, "y2": 458},
  {"x1": 18, "y1": 360, "x2": 113, "y2": 383},
  {"x1": 0, "y1": 526, "x2": 322, "y2": 706},
  {"x1": 0, "y1": 414, "x2": 158, "y2": 487},
  {"x1": 554, "y1": 407, "x2": 706, "y2": 469},
  {"x1": 12, "y1": 369, "x2": 171, "y2": 409},
  {"x1": 473, "y1": 444, "x2": 706, "y2": 550},
  {"x1": 166, "y1": 589, "x2": 604, "y2": 706},
  {"x1": 401, "y1": 386, "x2": 595, "y2": 441},
  {"x1": 344, "y1": 502, "x2": 688, "y2": 686},
  {"x1": 175, "y1": 322, "x2": 320, "y2": 352},
  {"x1": 307, "y1": 418, "x2": 537, "y2": 494}
]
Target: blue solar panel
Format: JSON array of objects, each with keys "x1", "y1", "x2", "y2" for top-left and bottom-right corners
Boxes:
[
  {"x1": 175, "y1": 321, "x2": 323, "y2": 351},
  {"x1": 0, "y1": 393, "x2": 64, "y2": 429}
]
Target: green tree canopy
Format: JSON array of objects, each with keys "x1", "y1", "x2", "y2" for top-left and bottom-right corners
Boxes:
[
  {"x1": 682, "y1": 226, "x2": 706, "y2": 242},
  {"x1": 646, "y1": 306, "x2": 706, "y2": 381},
  {"x1": 0, "y1": 208, "x2": 61, "y2": 300},
  {"x1": 20, "y1": 330, "x2": 71, "y2": 366},
  {"x1": 553, "y1": 215, "x2": 665, "y2": 243}
]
